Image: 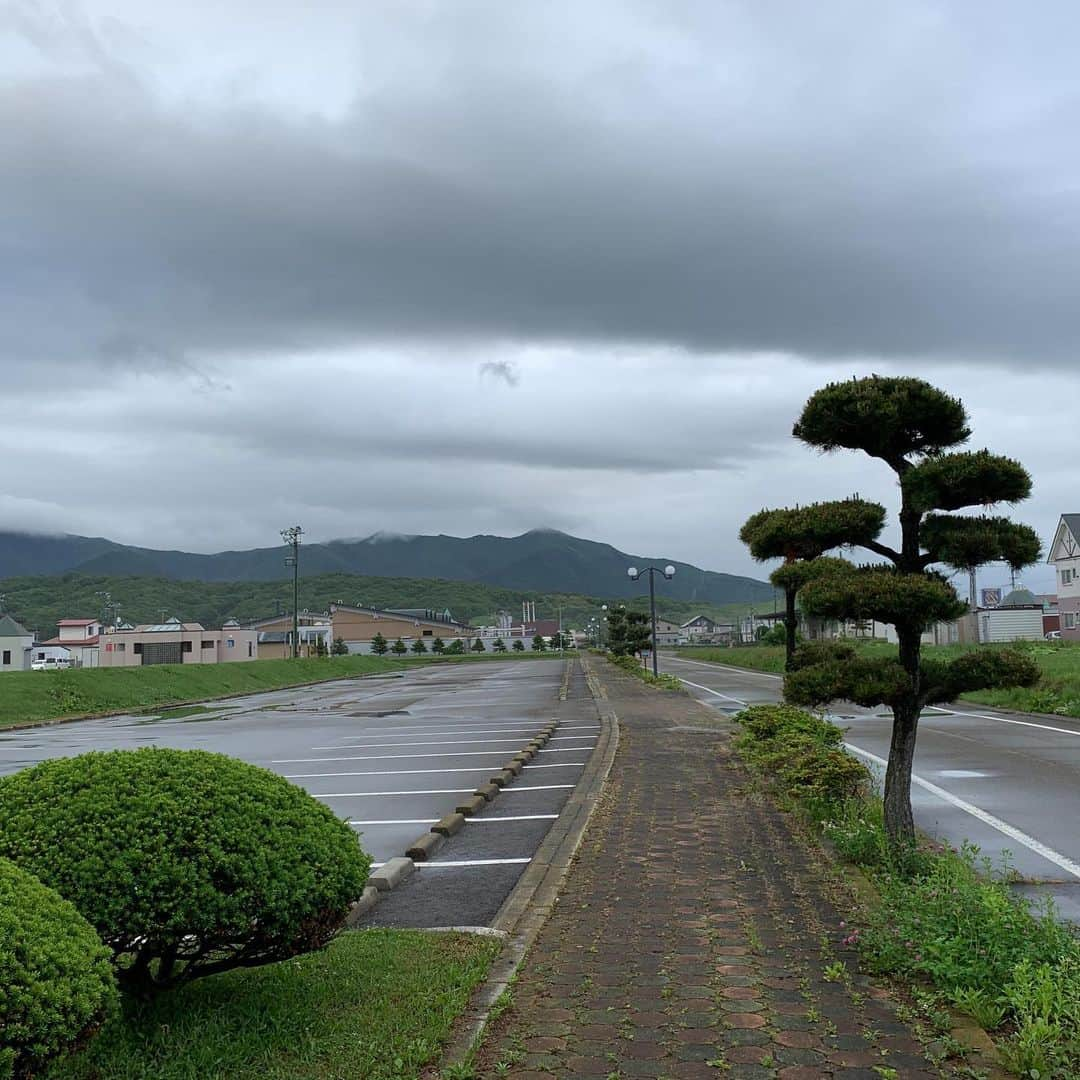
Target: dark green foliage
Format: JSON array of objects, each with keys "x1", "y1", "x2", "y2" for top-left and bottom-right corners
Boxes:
[
  {"x1": 758, "y1": 623, "x2": 788, "y2": 646},
  {"x1": 430, "y1": 637, "x2": 445, "y2": 653},
  {"x1": 903, "y1": 450, "x2": 1032, "y2": 513},
  {"x1": 606, "y1": 609, "x2": 651, "y2": 657},
  {"x1": 740, "y1": 500, "x2": 886, "y2": 561},
  {"x1": 390, "y1": 638, "x2": 407, "y2": 655},
  {"x1": 800, "y1": 566, "x2": 966, "y2": 628},
  {"x1": 549, "y1": 631, "x2": 565, "y2": 650},
  {"x1": 785, "y1": 655, "x2": 910, "y2": 709},
  {"x1": 921, "y1": 514, "x2": 1041, "y2": 571},
  {"x1": 410, "y1": 638, "x2": 427, "y2": 654},
  {"x1": 0, "y1": 749, "x2": 371, "y2": 995},
  {"x1": 793, "y1": 375, "x2": 970, "y2": 461},
  {"x1": 768, "y1": 555, "x2": 851, "y2": 594},
  {"x1": 733, "y1": 705, "x2": 871, "y2": 815},
  {"x1": 0, "y1": 859, "x2": 117, "y2": 1079},
  {"x1": 370, "y1": 633, "x2": 388, "y2": 655},
  {"x1": 330, "y1": 637, "x2": 349, "y2": 656},
  {"x1": 492, "y1": 638, "x2": 507, "y2": 653},
  {"x1": 531, "y1": 634, "x2": 546, "y2": 652},
  {"x1": 445, "y1": 639, "x2": 466, "y2": 655},
  {"x1": 470, "y1": 638, "x2": 486, "y2": 652},
  {"x1": 511, "y1": 639, "x2": 525, "y2": 652},
  {"x1": 920, "y1": 648, "x2": 1040, "y2": 705},
  {"x1": 788, "y1": 639, "x2": 856, "y2": 671}
]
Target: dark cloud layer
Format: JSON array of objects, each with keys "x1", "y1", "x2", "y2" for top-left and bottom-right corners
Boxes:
[{"x1": 6, "y1": 1, "x2": 1080, "y2": 372}]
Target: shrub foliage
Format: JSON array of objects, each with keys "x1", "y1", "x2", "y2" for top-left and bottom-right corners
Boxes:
[
  {"x1": 0, "y1": 748, "x2": 372, "y2": 995},
  {"x1": 0, "y1": 858, "x2": 117, "y2": 1078}
]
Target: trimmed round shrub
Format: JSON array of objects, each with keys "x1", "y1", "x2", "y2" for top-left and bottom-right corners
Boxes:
[
  {"x1": 0, "y1": 858, "x2": 117, "y2": 1078},
  {"x1": 0, "y1": 748, "x2": 372, "y2": 995}
]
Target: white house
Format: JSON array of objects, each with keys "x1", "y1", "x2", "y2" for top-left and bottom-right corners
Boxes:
[
  {"x1": 0, "y1": 615, "x2": 33, "y2": 672},
  {"x1": 1049, "y1": 514, "x2": 1080, "y2": 640},
  {"x1": 36, "y1": 618, "x2": 102, "y2": 668}
]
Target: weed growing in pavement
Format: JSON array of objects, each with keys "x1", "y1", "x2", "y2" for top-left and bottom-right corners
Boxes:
[{"x1": 733, "y1": 700, "x2": 1080, "y2": 1076}]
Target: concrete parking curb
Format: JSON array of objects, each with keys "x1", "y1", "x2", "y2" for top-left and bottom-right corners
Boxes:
[{"x1": 439, "y1": 655, "x2": 618, "y2": 1069}]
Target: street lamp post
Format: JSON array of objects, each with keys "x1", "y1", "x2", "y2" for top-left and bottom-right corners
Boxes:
[
  {"x1": 281, "y1": 525, "x2": 303, "y2": 659},
  {"x1": 627, "y1": 564, "x2": 676, "y2": 677}
]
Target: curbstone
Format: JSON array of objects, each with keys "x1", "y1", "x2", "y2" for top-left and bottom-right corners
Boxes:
[
  {"x1": 456, "y1": 794, "x2": 488, "y2": 815},
  {"x1": 406, "y1": 832, "x2": 444, "y2": 861},
  {"x1": 432, "y1": 812, "x2": 466, "y2": 837},
  {"x1": 475, "y1": 781, "x2": 501, "y2": 801},
  {"x1": 345, "y1": 885, "x2": 381, "y2": 926},
  {"x1": 503, "y1": 759, "x2": 523, "y2": 775},
  {"x1": 369, "y1": 856, "x2": 415, "y2": 892},
  {"x1": 514, "y1": 751, "x2": 533, "y2": 764},
  {"x1": 490, "y1": 768, "x2": 516, "y2": 787}
]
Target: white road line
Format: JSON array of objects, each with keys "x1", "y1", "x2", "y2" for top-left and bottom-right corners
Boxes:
[
  {"x1": 286, "y1": 766, "x2": 550, "y2": 779},
  {"x1": 420, "y1": 858, "x2": 532, "y2": 867},
  {"x1": 274, "y1": 745, "x2": 595, "y2": 765},
  {"x1": 940, "y1": 711, "x2": 1080, "y2": 739},
  {"x1": 311, "y1": 724, "x2": 598, "y2": 747},
  {"x1": 676, "y1": 677, "x2": 750, "y2": 706},
  {"x1": 319, "y1": 788, "x2": 474, "y2": 798},
  {"x1": 843, "y1": 743, "x2": 1080, "y2": 881},
  {"x1": 667, "y1": 656, "x2": 784, "y2": 681},
  {"x1": 289, "y1": 737, "x2": 543, "y2": 755},
  {"x1": 521, "y1": 762, "x2": 587, "y2": 768}
]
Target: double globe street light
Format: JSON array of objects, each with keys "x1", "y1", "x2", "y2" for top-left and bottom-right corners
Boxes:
[{"x1": 627, "y1": 564, "x2": 676, "y2": 677}]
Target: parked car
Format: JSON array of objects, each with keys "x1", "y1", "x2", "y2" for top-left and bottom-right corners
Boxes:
[
  {"x1": 31, "y1": 656, "x2": 71, "y2": 671},
  {"x1": 1045, "y1": 630, "x2": 1062, "y2": 641}
]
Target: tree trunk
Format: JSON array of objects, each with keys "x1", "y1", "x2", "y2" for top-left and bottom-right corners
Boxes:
[
  {"x1": 883, "y1": 696, "x2": 919, "y2": 849},
  {"x1": 784, "y1": 586, "x2": 798, "y2": 670}
]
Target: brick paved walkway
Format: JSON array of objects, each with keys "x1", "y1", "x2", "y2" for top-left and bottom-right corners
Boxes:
[{"x1": 474, "y1": 660, "x2": 950, "y2": 1079}]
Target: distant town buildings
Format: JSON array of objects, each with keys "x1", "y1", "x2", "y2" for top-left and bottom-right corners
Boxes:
[
  {"x1": 99, "y1": 618, "x2": 259, "y2": 667},
  {"x1": 0, "y1": 615, "x2": 33, "y2": 672}
]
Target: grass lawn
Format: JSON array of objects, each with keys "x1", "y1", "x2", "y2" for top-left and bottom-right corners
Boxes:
[
  {"x1": 48, "y1": 929, "x2": 501, "y2": 1080},
  {"x1": 0, "y1": 650, "x2": 568, "y2": 729},
  {"x1": 676, "y1": 639, "x2": 1080, "y2": 718}
]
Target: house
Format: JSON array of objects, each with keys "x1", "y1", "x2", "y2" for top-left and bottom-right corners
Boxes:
[
  {"x1": 248, "y1": 603, "x2": 472, "y2": 657},
  {"x1": 1049, "y1": 514, "x2": 1080, "y2": 640},
  {"x1": 653, "y1": 618, "x2": 684, "y2": 646},
  {"x1": 682, "y1": 615, "x2": 717, "y2": 641},
  {"x1": 0, "y1": 615, "x2": 33, "y2": 672},
  {"x1": 100, "y1": 617, "x2": 259, "y2": 667},
  {"x1": 35, "y1": 618, "x2": 102, "y2": 668},
  {"x1": 961, "y1": 587, "x2": 1045, "y2": 644}
]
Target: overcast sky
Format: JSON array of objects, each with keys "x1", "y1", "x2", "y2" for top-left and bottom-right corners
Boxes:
[{"x1": 3, "y1": 1, "x2": 1077, "y2": 591}]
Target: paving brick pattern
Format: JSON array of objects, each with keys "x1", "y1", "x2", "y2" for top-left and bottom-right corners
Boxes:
[{"x1": 475, "y1": 662, "x2": 951, "y2": 1079}]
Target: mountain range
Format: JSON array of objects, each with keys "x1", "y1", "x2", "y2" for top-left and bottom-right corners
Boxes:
[{"x1": 0, "y1": 528, "x2": 773, "y2": 606}]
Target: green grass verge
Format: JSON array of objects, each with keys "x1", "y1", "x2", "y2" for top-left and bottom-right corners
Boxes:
[
  {"x1": 48, "y1": 929, "x2": 501, "y2": 1080},
  {"x1": 678, "y1": 639, "x2": 1080, "y2": 717},
  {"x1": 606, "y1": 652, "x2": 683, "y2": 691},
  {"x1": 733, "y1": 703, "x2": 1080, "y2": 1077},
  {"x1": 0, "y1": 651, "x2": 568, "y2": 729}
]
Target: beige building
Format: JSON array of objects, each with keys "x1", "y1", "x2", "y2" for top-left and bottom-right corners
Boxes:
[
  {"x1": 0, "y1": 615, "x2": 33, "y2": 672},
  {"x1": 36, "y1": 618, "x2": 102, "y2": 668},
  {"x1": 250, "y1": 604, "x2": 471, "y2": 657},
  {"x1": 100, "y1": 617, "x2": 259, "y2": 667}
]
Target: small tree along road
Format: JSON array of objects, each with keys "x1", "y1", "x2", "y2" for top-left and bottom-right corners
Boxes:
[
  {"x1": 740, "y1": 500, "x2": 886, "y2": 669},
  {"x1": 782, "y1": 376, "x2": 1040, "y2": 852}
]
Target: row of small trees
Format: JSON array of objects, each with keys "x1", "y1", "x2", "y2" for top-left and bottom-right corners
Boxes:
[
  {"x1": 740, "y1": 376, "x2": 1040, "y2": 855},
  {"x1": 369, "y1": 632, "x2": 564, "y2": 655}
]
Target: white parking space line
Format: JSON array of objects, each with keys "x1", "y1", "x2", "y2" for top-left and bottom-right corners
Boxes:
[
  {"x1": 469, "y1": 814, "x2": 558, "y2": 822},
  {"x1": 844, "y1": 743, "x2": 1080, "y2": 881},
  {"x1": 348, "y1": 819, "x2": 436, "y2": 826},
  {"x1": 504, "y1": 784, "x2": 575, "y2": 791},
  {"x1": 521, "y1": 762, "x2": 588, "y2": 768},
  {"x1": 320, "y1": 788, "x2": 474, "y2": 798},
  {"x1": 311, "y1": 724, "x2": 599, "y2": 747},
  {"x1": 285, "y1": 762, "x2": 587, "y2": 779},
  {"x1": 677, "y1": 677, "x2": 750, "y2": 706},
  {"x1": 275, "y1": 738, "x2": 551, "y2": 760},
  {"x1": 275, "y1": 748, "x2": 591, "y2": 766},
  {"x1": 420, "y1": 858, "x2": 532, "y2": 867}
]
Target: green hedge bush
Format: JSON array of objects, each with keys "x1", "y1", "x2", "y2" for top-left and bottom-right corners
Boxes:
[
  {"x1": 0, "y1": 858, "x2": 117, "y2": 1078},
  {"x1": 0, "y1": 748, "x2": 372, "y2": 995}
]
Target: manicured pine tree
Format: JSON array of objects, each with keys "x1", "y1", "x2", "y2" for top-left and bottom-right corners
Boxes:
[
  {"x1": 331, "y1": 637, "x2": 349, "y2": 655},
  {"x1": 531, "y1": 634, "x2": 547, "y2": 652},
  {"x1": 784, "y1": 376, "x2": 1040, "y2": 852},
  {"x1": 411, "y1": 638, "x2": 427, "y2": 654},
  {"x1": 370, "y1": 632, "x2": 388, "y2": 655},
  {"x1": 431, "y1": 637, "x2": 445, "y2": 654},
  {"x1": 471, "y1": 638, "x2": 486, "y2": 652},
  {"x1": 739, "y1": 499, "x2": 886, "y2": 669},
  {"x1": 391, "y1": 638, "x2": 407, "y2": 655},
  {"x1": 492, "y1": 637, "x2": 508, "y2": 653},
  {"x1": 512, "y1": 639, "x2": 526, "y2": 652}
]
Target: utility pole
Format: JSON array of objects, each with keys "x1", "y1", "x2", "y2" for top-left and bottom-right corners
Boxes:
[
  {"x1": 281, "y1": 526, "x2": 303, "y2": 659},
  {"x1": 969, "y1": 568, "x2": 980, "y2": 644}
]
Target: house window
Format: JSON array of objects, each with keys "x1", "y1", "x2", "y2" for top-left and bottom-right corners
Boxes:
[
  {"x1": 1063, "y1": 569, "x2": 1073, "y2": 585},
  {"x1": 181, "y1": 641, "x2": 193, "y2": 654},
  {"x1": 1066, "y1": 613, "x2": 1076, "y2": 629},
  {"x1": 2, "y1": 651, "x2": 9, "y2": 666},
  {"x1": 115, "y1": 643, "x2": 125, "y2": 652},
  {"x1": 133, "y1": 643, "x2": 143, "y2": 654},
  {"x1": 201, "y1": 640, "x2": 214, "y2": 650},
  {"x1": 248, "y1": 641, "x2": 253, "y2": 657},
  {"x1": 226, "y1": 638, "x2": 235, "y2": 648},
  {"x1": 422, "y1": 629, "x2": 433, "y2": 636}
]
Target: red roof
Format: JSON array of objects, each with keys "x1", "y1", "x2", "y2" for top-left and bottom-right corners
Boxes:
[
  {"x1": 57, "y1": 619, "x2": 96, "y2": 626},
  {"x1": 38, "y1": 636, "x2": 99, "y2": 647}
]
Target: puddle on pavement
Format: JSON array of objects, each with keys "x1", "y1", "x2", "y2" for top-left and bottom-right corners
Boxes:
[{"x1": 131, "y1": 704, "x2": 238, "y2": 724}]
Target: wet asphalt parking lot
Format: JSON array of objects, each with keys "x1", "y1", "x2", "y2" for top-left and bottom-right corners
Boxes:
[{"x1": 0, "y1": 658, "x2": 599, "y2": 927}]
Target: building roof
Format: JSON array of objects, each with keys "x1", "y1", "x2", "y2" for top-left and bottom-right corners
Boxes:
[
  {"x1": 57, "y1": 618, "x2": 96, "y2": 627},
  {"x1": 38, "y1": 636, "x2": 99, "y2": 648},
  {"x1": 0, "y1": 614, "x2": 31, "y2": 637},
  {"x1": 132, "y1": 621, "x2": 206, "y2": 633}
]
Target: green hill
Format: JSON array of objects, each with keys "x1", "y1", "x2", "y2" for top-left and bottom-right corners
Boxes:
[{"x1": 0, "y1": 571, "x2": 765, "y2": 641}]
